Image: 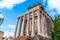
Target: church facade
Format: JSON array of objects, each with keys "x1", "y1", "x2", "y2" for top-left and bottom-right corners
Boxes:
[{"x1": 14, "y1": 2, "x2": 54, "y2": 40}]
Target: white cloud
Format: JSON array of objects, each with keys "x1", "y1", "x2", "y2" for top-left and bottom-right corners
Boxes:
[
  {"x1": 43, "y1": 0, "x2": 60, "y2": 19},
  {"x1": 43, "y1": 0, "x2": 46, "y2": 2},
  {"x1": 47, "y1": 0, "x2": 60, "y2": 15},
  {"x1": 0, "y1": 0, "x2": 26, "y2": 9},
  {"x1": 4, "y1": 31, "x2": 14, "y2": 37},
  {"x1": 43, "y1": 0, "x2": 47, "y2": 4},
  {"x1": 0, "y1": 13, "x2": 3, "y2": 18},
  {"x1": 3, "y1": 25, "x2": 15, "y2": 37},
  {"x1": 8, "y1": 25, "x2": 15, "y2": 29}
]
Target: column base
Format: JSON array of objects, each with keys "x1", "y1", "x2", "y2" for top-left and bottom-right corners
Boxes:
[
  {"x1": 31, "y1": 34, "x2": 35, "y2": 37},
  {"x1": 26, "y1": 34, "x2": 29, "y2": 36},
  {"x1": 37, "y1": 33, "x2": 42, "y2": 36},
  {"x1": 20, "y1": 34, "x2": 23, "y2": 36}
]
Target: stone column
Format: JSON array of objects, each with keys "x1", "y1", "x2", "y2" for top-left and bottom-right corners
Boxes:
[
  {"x1": 41, "y1": 14, "x2": 45, "y2": 37},
  {"x1": 44, "y1": 17, "x2": 48, "y2": 37},
  {"x1": 23, "y1": 15, "x2": 26, "y2": 35},
  {"x1": 14, "y1": 18, "x2": 19, "y2": 38},
  {"x1": 31, "y1": 12, "x2": 35, "y2": 37},
  {"x1": 26, "y1": 13, "x2": 29, "y2": 36},
  {"x1": 20, "y1": 15, "x2": 25, "y2": 36},
  {"x1": 37, "y1": 10, "x2": 41, "y2": 35},
  {"x1": 18, "y1": 17, "x2": 22, "y2": 36}
]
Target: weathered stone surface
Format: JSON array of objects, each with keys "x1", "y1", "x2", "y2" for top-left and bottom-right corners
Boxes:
[
  {"x1": 14, "y1": 2, "x2": 54, "y2": 40},
  {"x1": 15, "y1": 36, "x2": 29, "y2": 40}
]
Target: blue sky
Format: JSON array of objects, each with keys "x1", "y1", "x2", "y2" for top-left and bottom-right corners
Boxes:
[{"x1": 0, "y1": 0, "x2": 60, "y2": 37}]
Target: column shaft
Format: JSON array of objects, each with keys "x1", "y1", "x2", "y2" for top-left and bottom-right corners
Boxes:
[
  {"x1": 18, "y1": 17, "x2": 22, "y2": 36},
  {"x1": 26, "y1": 13, "x2": 29, "y2": 36},
  {"x1": 14, "y1": 18, "x2": 19, "y2": 38},
  {"x1": 31, "y1": 12, "x2": 35, "y2": 37},
  {"x1": 41, "y1": 14, "x2": 45, "y2": 37},
  {"x1": 37, "y1": 10, "x2": 41, "y2": 35},
  {"x1": 20, "y1": 15, "x2": 25, "y2": 36},
  {"x1": 44, "y1": 17, "x2": 48, "y2": 37}
]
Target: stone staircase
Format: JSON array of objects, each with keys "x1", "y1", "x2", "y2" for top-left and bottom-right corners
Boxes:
[
  {"x1": 14, "y1": 35, "x2": 52, "y2": 40},
  {"x1": 15, "y1": 36, "x2": 29, "y2": 40}
]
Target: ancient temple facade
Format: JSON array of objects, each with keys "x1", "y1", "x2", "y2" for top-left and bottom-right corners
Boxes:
[{"x1": 14, "y1": 2, "x2": 54, "y2": 40}]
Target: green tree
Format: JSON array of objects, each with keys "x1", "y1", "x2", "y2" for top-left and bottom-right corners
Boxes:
[
  {"x1": 53, "y1": 15, "x2": 60, "y2": 40},
  {"x1": 0, "y1": 13, "x2": 4, "y2": 25},
  {"x1": 0, "y1": 18, "x2": 4, "y2": 25}
]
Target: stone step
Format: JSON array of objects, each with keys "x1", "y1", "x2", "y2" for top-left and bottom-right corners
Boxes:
[{"x1": 15, "y1": 36, "x2": 29, "y2": 40}]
